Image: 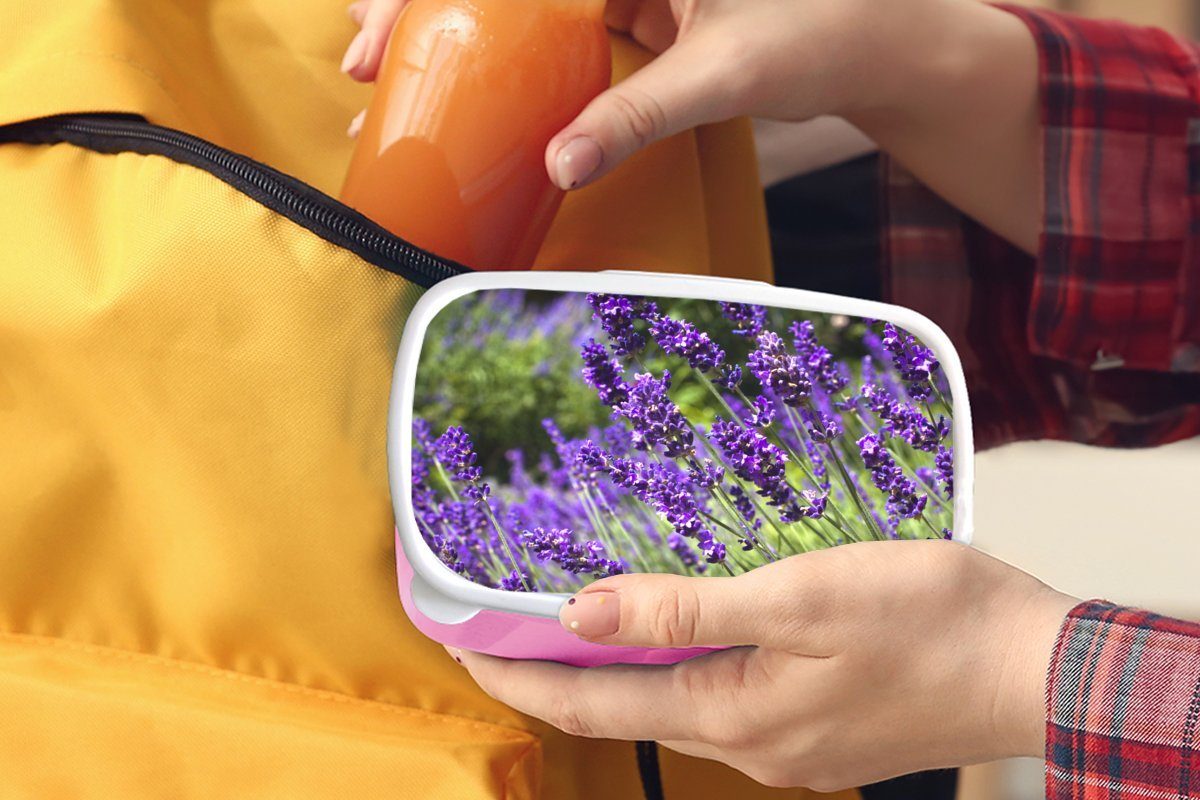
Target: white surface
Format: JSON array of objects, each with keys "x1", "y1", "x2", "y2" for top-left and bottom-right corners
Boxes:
[{"x1": 972, "y1": 438, "x2": 1199, "y2": 617}]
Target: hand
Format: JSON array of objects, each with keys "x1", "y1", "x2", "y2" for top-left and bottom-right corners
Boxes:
[
  {"x1": 543, "y1": 0, "x2": 1042, "y2": 254},
  {"x1": 450, "y1": 541, "x2": 1076, "y2": 791},
  {"x1": 340, "y1": 0, "x2": 402, "y2": 137}
]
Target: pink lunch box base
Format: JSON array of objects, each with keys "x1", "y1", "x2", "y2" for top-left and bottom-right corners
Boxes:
[{"x1": 396, "y1": 530, "x2": 715, "y2": 667}]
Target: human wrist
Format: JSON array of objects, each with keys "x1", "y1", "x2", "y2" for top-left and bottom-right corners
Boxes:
[
  {"x1": 993, "y1": 587, "x2": 1079, "y2": 759},
  {"x1": 843, "y1": 1, "x2": 1036, "y2": 137}
]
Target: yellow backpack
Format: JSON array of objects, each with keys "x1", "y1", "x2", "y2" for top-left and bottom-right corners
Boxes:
[{"x1": 0, "y1": 2, "x2": 860, "y2": 798}]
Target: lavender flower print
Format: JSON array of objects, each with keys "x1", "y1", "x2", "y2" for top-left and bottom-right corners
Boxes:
[
  {"x1": 858, "y1": 434, "x2": 929, "y2": 520},
  {"x1": 710, "y1": 418, "x2": 804, "y2": 523},
  {"x1": 520, "y1": 528, "x2": 624, "y2": 579},
  {"x1": 435, "y1": 426, "x2": 488, "y2": 501},
  {"x1": 413, "y1": 289, "x2": 956, "y2": 592},
  {"x1": 580, "y1": 339, "x2": 629, "y2": 407},
  {"x1": 747, "y1": 331, "x2": 812, "y2": 406},
  {"x1": 721, "y1": 302, "x2": 767, "y2": 338},
  {"x1": 586, "y1": 293, "x2": 657, "y2": 357},
  {"x1": 743, "y1": 395, "x2": 777, "y2": 428},
  {"x1": 612, "y1": 371, "x2": 694, "y2": 458},
  {"x1": 881, "y1": 322, "x2": 940, "y2": 401},
  {"x1": 791, "y1": 320, "x2": 849, "y2": 394},
  {"x1": 936, "y1": 446, "x2": 955, "y2": 498},
  {"x1": 649, "y1": 315, "x2": 726, "y2": 373}
]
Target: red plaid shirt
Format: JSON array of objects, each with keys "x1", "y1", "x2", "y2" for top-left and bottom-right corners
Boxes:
[{"x1": 881, "y1": 6, "x2": 1200, "y2": 798}]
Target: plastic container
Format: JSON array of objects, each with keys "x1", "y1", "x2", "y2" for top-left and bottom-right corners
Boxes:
[
  {"x1": 389, "y1": 271, "x2": 976, "y2": 666},
  {"x1": 341, "y1": 0, "x2": 611, "y2": 269}
]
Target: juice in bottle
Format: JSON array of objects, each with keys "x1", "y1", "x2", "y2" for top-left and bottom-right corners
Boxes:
[{"x1": 340, "y1": 0, "x2": 611, "y2": 269}]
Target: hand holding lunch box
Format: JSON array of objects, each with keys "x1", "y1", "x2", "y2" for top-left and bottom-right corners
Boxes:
[{"x1": 387, "y1": 270, "x2": 975, "y2": 666}]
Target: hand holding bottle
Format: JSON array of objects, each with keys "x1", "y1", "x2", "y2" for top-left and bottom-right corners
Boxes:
[{"x1": 343, "y1": 0, "x2": 1041, "y2": 252}]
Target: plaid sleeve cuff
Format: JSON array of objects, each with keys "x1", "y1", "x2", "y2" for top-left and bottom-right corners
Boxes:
[
  {"x1": 997, "y1": 6, "x2": 1200, "y2": 373},
  {"x1": 1047, "y1": 600, "x2": 1200, "y2": 799}
]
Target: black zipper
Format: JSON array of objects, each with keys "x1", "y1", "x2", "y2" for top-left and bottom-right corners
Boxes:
[{"x1": 0, "y1": 113, "x2": 468, "y2": 288}]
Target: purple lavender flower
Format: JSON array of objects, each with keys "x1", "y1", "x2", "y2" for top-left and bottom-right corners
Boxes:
[
  {"x1": 587, "y1": 294, "x2": 658, "y2": 356},
  {"x1": 438, "y1": 500, "x2": 490, "y2": 542},
  {"x1": 500, "y1": 570, "x2": 531, "y2": 592},
  {"x1": 575, "y1": 440, "x2": 611, "y2": 477},
  {"x1": 612, "y1": 371, "x2": 694, "y2": 458},
  {"x1": 888, "y1": 475, "x2": 927, "y2": 518},
  {"x1": 727, "y1": 483, "x2": 766, "y2": 551},
  {"x1": 800, "y1": 489, "x2": 829, "y2": 520},
  {"x1": 791, "y1": 320, "x2": 849, "y2": 394},
  {"x1": 858, "y1": 434, "x2": 928, "y2": 520},
  {"x1": 705, "y1": 541, "x2": 728, "y2": 564},
  {"x1": 936, "y1": 445, "x2": 955, "y2": 499},
  {"x1": 435, "y1": 426, "x2": 490, "y2": 502},
  {"x1": 805, "y1": 409, "x2": 844, "y2": 444},
  {"x1": 714, "y1": 364, "x2": 743, "y2": 390},
  {"x1": 831, "y1": 371, "x2": 857, "y2": 411},
  {"x1": 413, "y1": 417, "x2": 436, "y2": 453},
  {"x1": 688, "y1": 459, "x2": 726, "y2": 489},
  {"x1": 728, "y1": 484, "x2": 762, "y2": 530},
  {"x1": 709, "y1": 417, "x2": 803, "y2": 521},
  {"x1": 435, "y1": 427, "x2": 479, "y2": 481},
  {"x1": 520, "y1": 528, "x2": 624, "y2": 578},
  {"x1": 859, "y1": 434, "x2": 894, "y2": 486},
  {"x1": 742, "y1": 395, "x2": 777, "y2": 428},
  {"x1": 667, "y1": 533, "x2": 704, "y2": 571},
  {"x1": 803, "y1": 436, "x2": 830, "y2": 488},
  {"x1": 436, "y1": 501, "x2": 498, "y2": 585},
  {"x1": 411, "y1": 446, "x2": 443, "y2": 533},
  {"x1": 863, "y1": 337, "x2": 906, "y2": 401},
  {"x1": 881, "y1": 322, "x2": 940, "y2": 401},
  {"x1": 747, "y1": 331, "x2": 812, "y2": 406},
  {"x1": 506, "y1": 449, "x2": 533, "y2": 492},
  {"x1": 843, "y1": 463, "x2": 896, "y2": 539},
  {"x1": 535, "y1": 294, "x2": 580, "y2": 337},
  {"x1": 880, "y1": 402, "x2": 948, "y2": 452},
  {"x1": 542, "y1": 419, "x2": 602, "y2": 488},
  {"x1": 860, "y1": 383, "x2": 892, "y2": 416},
  {"x1": 720, "y1": 302, "x2": 767, "y2": 338},
  {"x1": 506, "y1": 483, "x2": 578, "y2": 537},
  {"x1": 915, "y1": 466, "x2": 938, "y2": 491},
  {"x1": 649, "y1": 315, "x2": 725, "y2": 373},
  {"x1": 580, "y1": 339, "x2": 630, "y2": 407},
  {"x1": 538, "y1": 450, "x2": 572, "y2": 492},
  {"x1": 601, "y1": 423, "x2": 633, "y2": 456},
  {"x1": 862, "y1": 387, "x2": 950, "y2": 453},
  {"x1": 603, "y1": 456, "x2": 726, "y2": 564}
]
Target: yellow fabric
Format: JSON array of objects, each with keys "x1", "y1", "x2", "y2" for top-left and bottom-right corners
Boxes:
[{"x1": 0, "y1": 2, "x2": 859, "y2": 798}]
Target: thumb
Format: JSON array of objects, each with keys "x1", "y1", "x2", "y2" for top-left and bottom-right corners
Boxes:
[
  {"x1": 559, "y1": 571, "x2": 779, "y2": 649},
  {"x1": 546, "y1": 34, "x2": 741, "y2": 191}
]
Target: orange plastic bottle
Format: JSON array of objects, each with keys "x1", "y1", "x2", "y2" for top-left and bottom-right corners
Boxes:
[{"x1": 340, "y1": 0, "x2": 611, "y2": 269}]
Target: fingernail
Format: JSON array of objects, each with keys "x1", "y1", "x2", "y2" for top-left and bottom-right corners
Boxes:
[
  {"x1": 554, "y1": 137, "x2": 603, "y2": 190},
  {"x1": 560, "y1": 590, "x2": 619, "y2": 638},
  {"x1": 340, "y1": 31, "x2": 369, "y2": 74},
  {"x1": 347, "y1": 110, "x2": 366, "y2": 138},
  {"x1": 347, "y1": 1, "x2": 367, "y2": 24}
]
